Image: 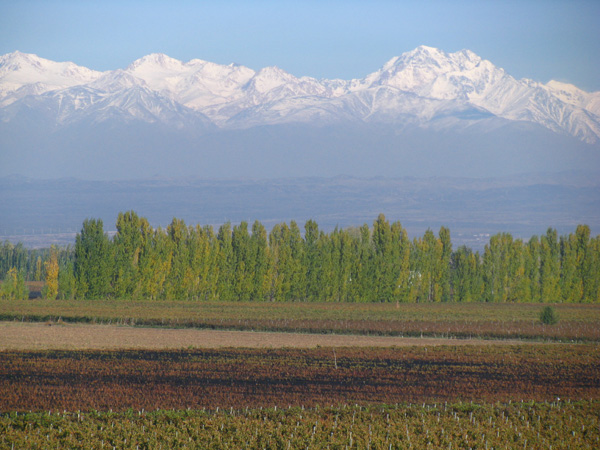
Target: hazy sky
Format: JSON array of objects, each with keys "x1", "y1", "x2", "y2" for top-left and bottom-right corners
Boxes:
[{"x1": 1, "y1": 0, "x2": 599, "y2": 91}]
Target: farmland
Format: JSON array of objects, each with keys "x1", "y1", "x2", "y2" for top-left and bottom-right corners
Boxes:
[
  {"x1": 2, "y1": 299, "x2": 599, "y2": 341},
  {"x1": 2, "y1": 345, "x2": 598, "y2": 412},
  {"x1": 0, "y1": 323, "x2": 532, "y2": 351},
  {"x1": 2, "y1": 401, "x2": 598, "y2": 449},
  {"x1": 1, "y1": 301, "x2": 599, "y2": 448},
  {"x1": 1, "y1": 343, "x2": 599, "y2": 448}
]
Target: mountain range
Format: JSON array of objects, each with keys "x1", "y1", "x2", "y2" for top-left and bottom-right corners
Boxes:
[{"x1": 1, "y1": 46, "x2": 599, "y2": 179}]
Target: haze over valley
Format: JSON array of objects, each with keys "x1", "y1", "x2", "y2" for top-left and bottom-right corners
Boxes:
[{"x1": 1, "y1": 46, "x2": 598, "y2": 248}]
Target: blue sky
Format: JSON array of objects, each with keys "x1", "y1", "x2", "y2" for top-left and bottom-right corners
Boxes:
[{"x1": 1, "y1": 0, "x2": 599, "y2": 91}]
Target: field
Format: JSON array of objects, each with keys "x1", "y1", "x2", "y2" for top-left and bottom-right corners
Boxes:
[
  {"x1": 2, "y1": 345, "x2": 599, "y2": 412},
  {"x1": 1, "y1": 301, "x2": 599, "y2": 448},
  {"x1": 3, "y1": 401, "x2": 599, "y2": 449},
  {"x1": 2, "y1": 299, "x2": 600, "y2": 341},
  {"x1": 0, "y1": 323, "x2": 531, "y2": 351}
]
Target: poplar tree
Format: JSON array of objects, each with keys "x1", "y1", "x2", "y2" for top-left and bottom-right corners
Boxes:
[
  {"x1": 540, "y1": 228, "x2": 561, "y2": 302},
  {"x1": 138, "y1": 226, "x2": 172, "y2": 300},
  {"x1": 507, "y1": 239, "x2": 529, "y2": 302},
  {"x1": 217, "y1": 222, "x2": 234, "y2": 300},
  {"x1": 560, "y1": 233, "x2": 581, "y2": 302},
  {"x1": 188, "y1": 225, "x2": 219, "y2": 300},
  {"x1": 526, "y1": 236, "x2": 541, "y2": 303},
  {"x1": 43, "y1": 245, "x2": 59, "y2": 300},
  {"x1": 232, "y1": 221, "x2": 252, "y2": 300},
  {"x1": 438, "y1": 226, "x2": 453, "y2": 302},
  {"x1": 165, "y1": 218, "x2": 191, "y2": 299},
  {"x1": 392, "y1": 221, "x2": 411, "y2": 303},
  {"x1": 57, "y1": 261, "x2": 76, "y2": 300},
  {"x1": 112, "y1": 211, "x2": 143, "y2": 298},
  {"x1": 583, "y1": 236, "x2": 600, "y2": 301},
  {"x1": 74, "y1": 218, "x2": 112, "y2": 299},
  {"x1": 451, "y1": 246, "x2": 482, "y2": 302},
  {"x1": 304, "y1": 220, "x2": 321, "y2": 301},
  {"x1": 268, "y1": 223, "x2": 287, "y2": 301},
  {"x1": 482, "y1": 233, "x2": 513, "y2": 302},
  {"x1": 250, "y1": 220, "x2": 271, "y2": 301},
  {"x1": 372, "y1": 214, "x2": 396, "y2": 301}
]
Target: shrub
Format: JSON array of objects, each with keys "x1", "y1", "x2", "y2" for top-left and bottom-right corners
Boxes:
[{"x1": 540, "y1": 306, "x2": 559, "y2": 325}]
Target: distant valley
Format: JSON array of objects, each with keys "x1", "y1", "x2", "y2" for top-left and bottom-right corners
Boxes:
[
  {"x1": 1, "y1": 173, "x2": 598, "y2": 251},
  {"x1": 2, "y1": 46, "x2": 598, "y2": 250}
]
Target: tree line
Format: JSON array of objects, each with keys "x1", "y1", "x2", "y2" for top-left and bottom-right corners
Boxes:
[{"x1": 1, "y1": 211, "x2": 599, "y2": 302}]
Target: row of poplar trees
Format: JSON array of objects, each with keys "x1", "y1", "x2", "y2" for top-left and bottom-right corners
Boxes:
[{"x1": 65, "y1": 211, "x2": 599, "y2": 302}]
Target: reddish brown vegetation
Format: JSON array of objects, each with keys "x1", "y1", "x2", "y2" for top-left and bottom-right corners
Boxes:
[
  {"x1": 183, "y1": 317, "x2": 600, "y2": 341},
  {"x1": 1, "y1": 345, "x2": 598, "y2": 412}
]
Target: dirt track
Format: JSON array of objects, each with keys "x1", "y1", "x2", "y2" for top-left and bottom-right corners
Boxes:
[{"x1": 0, "y1": 322, "x2": 532, "y2": 350}]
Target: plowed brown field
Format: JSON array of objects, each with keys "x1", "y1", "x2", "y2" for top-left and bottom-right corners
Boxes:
[{"x1": 1, "y1": 344, "x2": 598, "y2": 412}]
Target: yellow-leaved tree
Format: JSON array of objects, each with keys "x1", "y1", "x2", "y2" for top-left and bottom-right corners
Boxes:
[{"x1": 43, "y1": 246, "x2": 59, "y2": 300}]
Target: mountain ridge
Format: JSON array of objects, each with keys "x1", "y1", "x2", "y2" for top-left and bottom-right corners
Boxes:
[
  {"x1": 1, "y1": 46, "x2": 599, "y2": 181},
  {"x1": 1, "y1": 46, "x2": 599, "y2": 143}
]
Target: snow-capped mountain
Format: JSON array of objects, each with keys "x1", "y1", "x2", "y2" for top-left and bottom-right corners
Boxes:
[
  {"x1": 1, "y1": 46, "x2": 599, "y2": 142},
  {"x1": 0, "y1": 51, "x2": 102, "y2": 106},
  {"x1": 1, "y1": 46, "x2": 599, "y2": 181}
]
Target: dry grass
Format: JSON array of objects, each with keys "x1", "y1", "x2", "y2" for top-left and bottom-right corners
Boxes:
[{"x1": 0, "y1": 322, "x2": 533, "y2": 351}]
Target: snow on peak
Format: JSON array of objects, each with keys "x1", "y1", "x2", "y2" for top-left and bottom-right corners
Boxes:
[
  {"x1": 545, "y1": 79, "x2": 600, "y2": 116},
  {"x1": 0, "y1": 47, "x2": 598, "y2": 143},
  {"x1": 405, "y1": 45, "x2": 448, "y2": 60},
  {"x1": 358, "y1": 46, "x2": 510, "y2": 105},
  {"x1": 128, "y1": 53, "x2": 185, "y2": 71},
  {"x1": 545, "y1": 80, "x2": 587, "y2": 99},
  {"x1": 248, "y1": 66, "x2": 296, "y2": 93},
  {"x1": 0, "y1": 51, "x2": 102, "y2": 101},
  {"x1": 124, "y1": 53, "x2": 256, "y2": 108},
  {"x1": 89, "y1": 70, "x2": 148, "y2": 92}
]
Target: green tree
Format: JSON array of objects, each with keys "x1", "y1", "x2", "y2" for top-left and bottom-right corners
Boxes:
[
  {"x1": 186, "y1": 225, "x2": 219, "y2": 300},
  {"x1": 372, "y1": 214, "x2": 410, "y2": 302},
  {"x1": 507, "y1": 238, "x2": 529, "y2": 302},
  {"x1": 352, "y1": 224, "x2": 374, "y2": 302},
  {"x1": 540, "y1": 228, "x2": 561, "y2": 302},
  {"x1": 74, "y1": 219, "x2": 112, "y2": 299},
  {"x1": 304, "y1": 220, "x2": 321, "y2": 301},
  {"x1": 371, "y1": 214, "x2": 392, "y2": 301},
  {"x1": 217, "y1": 222, "x2": 234, "y2": 300},
  {"x1": 232, "y1": 221, "x2": 253, "y2": 300},
  {"x1": 526, "y1": 236, "x2": 541, "y2": 303},
  {"x1": 482, "y1": 233, "x2": 513, "y2": 302},
  {"x1": 112, "y1": 211, "x2": 144, "y2": 298},
  {"x1": 438, "y1": 227, "x2": 452, "y2": 302},
  {"x1": 34, "y1": 256, "x2": 43, "y2": 282},
  {"x1": 268, "y1": 222, "x2": 306, "y2": 301},
  {"x1": 583, "y1": 235, "x2": 600, "y2": 302},
  {"x1": 250, "y1": 221, "x2": 271, "y2": 301},
  {"x1": 137, "y1": 225, "x2": 172, "y2": 300},
  {"x1": 58, "y1": 261, "x2": 76, "y2": 300},
  {"x1": 0, "y1": 267, "x2": 28, "y2": 299},
  {"x1": 392, "y1": 222, "x2": 411, "y2": 303},
  {"x1": 410, "y1": 229, "x2": 444, "y2": 302},
  {"x1": 164, "y1": 218, "x2": 191, "y2": 299},
  {"x1": 560, "y1": 233, "x2": 582, "y2": 302},
  {"x1": 451, "y1": 246, "x2": 482, "y2": 302}
]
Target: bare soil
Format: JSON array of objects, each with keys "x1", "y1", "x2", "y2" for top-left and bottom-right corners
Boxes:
[{"x1": 0, "y1": 322, "x2": 532, "y2": 350}]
